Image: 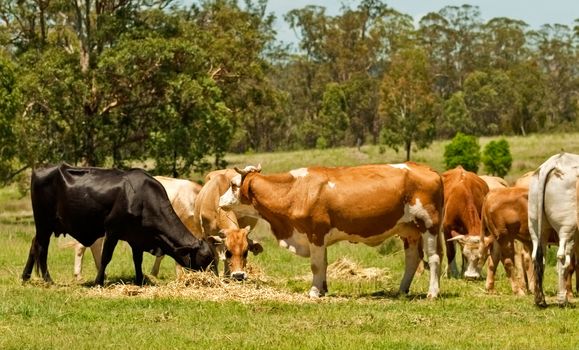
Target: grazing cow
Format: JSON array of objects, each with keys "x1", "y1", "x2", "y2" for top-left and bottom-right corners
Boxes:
[
  {"x1": 479, "y1": 175, "x2": 509, "y2": 190},
  {"x1": 22, "y1": 164, "x2": 214, "y2": 286},
  {"x1": 72, "y1": 176, "x2": 204, "y2": 280},
  {"x1": 219, "y1": 163, "x2": 444, "y2": 298},
  {"x1": 150, "y1": 176, "x2": 203, "y2": 277},
  {"x1": 193, "y1": 170, "x2": 264, "y2": 281},
  {"x1": 529, "y1": 153, "x2": 579, "y2": 306},
  {"x1": 480, "y1": 187, "x2": 533, "y2": 295},
  {"x1": 442, "y1": 166, "x2": 489, "y2": 279},
  {"x1": 481, "y1": 187, "x2": 577, "y2": 297},
  {"x1": 73, "y1": 171, "x2": 264, "y2": 281}
]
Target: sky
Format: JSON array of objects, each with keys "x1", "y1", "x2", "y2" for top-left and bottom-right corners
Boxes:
[{"x1": 264, "y1": 0, "x2": 579, "y2": 44}]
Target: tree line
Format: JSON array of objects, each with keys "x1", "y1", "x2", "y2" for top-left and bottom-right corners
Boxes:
[{"x1": 0, "y1": 0, "x2": 577, "y2": 183}]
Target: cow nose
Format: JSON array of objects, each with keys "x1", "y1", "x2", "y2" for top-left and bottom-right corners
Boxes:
[{"x1": 231, "y1": 271, "x2": 247, "y2": 281}]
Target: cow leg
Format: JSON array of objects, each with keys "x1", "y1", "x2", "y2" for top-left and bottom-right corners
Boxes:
[
  {"x1": 94, "y1": 236, "x2": 118, "y2": 286},
  {"x1": 445, "y1": 239, "x2": 459, "y2": 278},
  {"x1": 422, "y1": 232, "x2": 441, "y2": 299},
  {"x1": 34, "y1": 233, "x2": 53, "y2": 283},
  {"x1": 499, "y1": 239, "x2": 524, "y2": 296},
  {"x1": 485, "y1": 240, "x2": 501, "y2": 293},
  {"x1": 22, "y1": 235, "x2": 53, "y2": 282},
  {"x1": 556, "y1": 231, "x2": 575, "y2": 306},
  {"x1": 74, "y1": 243, "x2": 87, "y2": 280},
  {"x1": 150, "y1": 255, "x2": 164, "y2": 277},
  {"x1": 308, "y1": 243, "x2": 328, "y2": 298},
  {"x1": 21, "y1": 237, "x2": 37, "y2": 282},
  {"x1": 400, "y1": 237, "x2": 421, "y2": 296},
  {"x1": 521, "y1": 242, "x2": 535, "y2": 293},
  {"x1": 131, "y1": 246, "x2": 145, "y2": 285}
]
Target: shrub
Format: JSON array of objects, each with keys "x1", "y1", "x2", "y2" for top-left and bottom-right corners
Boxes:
[
  {"x1": 443, "y1": 132, "x2": 481, "y2": 172},
  {"x1": 482, "y1": 138, "x2": 512, "y2": 177}
]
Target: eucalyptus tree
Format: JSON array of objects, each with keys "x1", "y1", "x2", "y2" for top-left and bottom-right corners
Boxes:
[{"x1": 379, "y1": 47, "x2": 439, "y2": 161}]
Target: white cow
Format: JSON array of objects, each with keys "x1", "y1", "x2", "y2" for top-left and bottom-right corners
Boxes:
[{"x1": 529, "y1": 152, "x2": 579, "y2": 306}]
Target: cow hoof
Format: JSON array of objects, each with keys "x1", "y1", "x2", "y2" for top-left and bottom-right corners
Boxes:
[
  {"x1": 427, "y1": 290, "x2": 439, "y2": 299},
  {"x1": 515, "y1": 289, "x2": 526, "y2": 297},
  {"x1": 309, "y1": 286, "x2": 324, "y2": 298}
]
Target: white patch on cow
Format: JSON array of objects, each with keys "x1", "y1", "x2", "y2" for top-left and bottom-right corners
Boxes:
[
  {"x1": 396, "y1": 198, "x2": 433, "y2": 228},
  {"x1": 279, "y1": 229, "x2": 310, "y2": 257},
  {"x1": 290, "y1": 168, "x2": 309, "y2": 178},
  {"x1": 389, "y1": 163, "x2": 410, "y2": 170},
  {"x1": 231, "y1": 174, "x2": 242, "y2": 186},
  {"x1": 327, "y1": 181, "x2": 336, "y2": 189},
  {"x1": 218, "y1": 186, "x2": 239, "y2": 208}
]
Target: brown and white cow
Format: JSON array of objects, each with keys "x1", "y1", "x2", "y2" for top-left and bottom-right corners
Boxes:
[
  {"x1": 529, "y1": 152, "x2": 579, "y2": 306},
  {"x1": 442, "y1": 166, "x2": 489, "y2": 279},
  {"x1": 218, "y1": 162, "x2": 444, "y2": 298},
  {"x1": 193, "y1": 169, "x2": 264, "y2": 281},
  {"x1": 480, "y1": 186, "x2": 577, "y2": 297}
]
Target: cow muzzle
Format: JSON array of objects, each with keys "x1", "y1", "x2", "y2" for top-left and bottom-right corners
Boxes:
[{"x1": 230, "y1": 271, "x2": 247, "y2": 281}]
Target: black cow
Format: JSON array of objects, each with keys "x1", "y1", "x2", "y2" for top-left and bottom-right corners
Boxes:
[{"x1": 22, "y1": 163, "x2": 214, "y2": 286}]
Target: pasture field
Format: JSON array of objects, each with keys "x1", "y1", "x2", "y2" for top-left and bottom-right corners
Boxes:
[{"x1": 2, "y1": 133, "x2": 579, "y2": 349}]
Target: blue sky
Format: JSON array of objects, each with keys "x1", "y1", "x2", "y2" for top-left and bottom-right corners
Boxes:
[{"x1": 264, "y1": 0, "x2": 578, "y2": 44}]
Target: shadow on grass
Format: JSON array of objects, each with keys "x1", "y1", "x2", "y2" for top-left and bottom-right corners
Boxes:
[
  {"x1": 79, "y1": 274, "x2": 158, "y2": 288},
  {"x1": 330, "y1": 289, "x2": 460, "y2": 300}
]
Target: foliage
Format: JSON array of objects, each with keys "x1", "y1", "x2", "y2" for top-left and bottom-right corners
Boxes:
[
  {"x1": 0, "y1": 0, "x2": 577, "y2": 181},
  {"x1": 379, "y1": 47, "x2": 438, "y2": 161},
  {"x1": 482, "y1": 138, "x2": 512, "y2": 177},
  {"x1": 443, "y1": 132, "x2": 481, "y2": 172}
]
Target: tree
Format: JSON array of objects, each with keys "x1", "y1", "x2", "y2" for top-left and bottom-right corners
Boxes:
[
  {"x1": 444, "y1": 132, "x2": 481, "y2": 173},
  {"x1": 379, "y1": 47, "x2": 438, "y2": 161},
  {"x1": 462, "y1": 70, "x2": 521, "y2": 135},
  {"x1": 482, "y1": 139, "x2": 512, "y2": 177},
  {"x1": 0, "y1": 53, "x2": 24, "y2": 183},
  {"x1": 317, "y1": 83, "x2": 349, "y2": 148}
]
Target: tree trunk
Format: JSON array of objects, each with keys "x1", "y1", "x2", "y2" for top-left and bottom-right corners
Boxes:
[{"x1": 405, "y1": 139, "x2": 411, "y2": 161}]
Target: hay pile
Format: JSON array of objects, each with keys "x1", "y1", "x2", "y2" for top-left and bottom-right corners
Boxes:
[
  {"x1": 83, "y1": 265, "x2": 318, "y2": 303},
  {"x1": 82, "y1": 258, "x2": 388, "y2": 303},
  {"x1": 326, "y1": 257, "x2": 390, "y2": 281}
]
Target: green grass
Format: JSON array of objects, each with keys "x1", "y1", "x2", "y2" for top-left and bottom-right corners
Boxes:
[{"x1": 2, "y1": 132, "x2": 579, "y2": 349}]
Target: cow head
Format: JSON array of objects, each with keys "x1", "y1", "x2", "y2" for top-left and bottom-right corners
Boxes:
[
  {"x1": 447, "y1": 235, "x2": 484, "y2": 280},
  {"x1": 218, "y1": 164, "x2": 261, "y2": 209},
  {"x1": 175, "y1": 240, "x2": 215, "y2": 272},
  {"x1": 208, "y1": 226, "x2": 264, "y2": 281}
]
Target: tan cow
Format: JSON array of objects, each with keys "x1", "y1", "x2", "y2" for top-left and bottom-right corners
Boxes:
[
  {"x1": 219, "y1": 162, "x2": 444, "y2": 298},
  {"x1": 513, "y1": 171, "x2": 534, "y2": 189},
  {"x1": 443, "y1": 166, "x2": 490, "y2": 279},
  {"x1": 479, "y1": 175, "x2": 509, "y2": 190},
  {"x1": 480, "y1": 187, "x2": 533, "y2": 295}
]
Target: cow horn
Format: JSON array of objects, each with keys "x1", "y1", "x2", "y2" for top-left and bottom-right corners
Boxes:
[
  {"x1": 208, "y1": 235, "x2": 224, "y2": 244},
  {"x1": 447, "y1": 235, "x2": 466, "y2": 242}
]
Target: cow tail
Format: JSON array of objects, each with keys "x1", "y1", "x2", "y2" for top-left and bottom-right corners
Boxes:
[{"x1": 533, "y1": 155, "x2": 558, "y2": 307}]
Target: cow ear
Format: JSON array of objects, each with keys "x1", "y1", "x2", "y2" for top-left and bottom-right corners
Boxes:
[
  {"x1": 208, "y1": 235, "x2": 224, "y2": 245},
  {"x1": 249, "y1": 240, "x2": 264, "y2": 256},
  {"x1": 243, "y1": 225, "x2": 251, "y2": 232}
]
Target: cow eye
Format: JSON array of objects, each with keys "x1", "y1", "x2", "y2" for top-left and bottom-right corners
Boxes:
[{"x1": 225, "y1": 251, "x2": 232, "y2": 259}]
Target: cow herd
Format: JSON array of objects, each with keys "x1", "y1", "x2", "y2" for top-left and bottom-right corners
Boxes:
[{"x1": 20, "y1": 153, "x2": 579, "y2": 307}]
